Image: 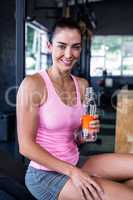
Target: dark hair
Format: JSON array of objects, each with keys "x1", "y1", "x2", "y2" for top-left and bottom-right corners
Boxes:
[{"x1": 49, "y1": 17, "x2": 82, "y2": 43}]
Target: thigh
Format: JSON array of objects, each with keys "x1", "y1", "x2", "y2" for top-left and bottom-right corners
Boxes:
[
  {"x1": 59, "y1": 176, "x2": 133, "y2": 200},
  {"x1": 81, "y1": 153, "x2": 133, "y2": 181},
  {"x1": 58, "y1": 178, "x2": 86, "y2": 200}
]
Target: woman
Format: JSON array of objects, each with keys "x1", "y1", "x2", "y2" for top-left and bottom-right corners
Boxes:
[{"x1": 17, "y1": 17, "x2": 133, "y2": 200}]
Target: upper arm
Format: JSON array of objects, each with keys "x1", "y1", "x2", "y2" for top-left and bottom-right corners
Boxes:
[{"x1": 16, "y1": 74, "x2": 46, "y2": 151}]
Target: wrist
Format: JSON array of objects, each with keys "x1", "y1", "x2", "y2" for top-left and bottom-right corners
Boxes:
[{"x1": 66, "y1": 165, "x2": 76, "y2": 177}]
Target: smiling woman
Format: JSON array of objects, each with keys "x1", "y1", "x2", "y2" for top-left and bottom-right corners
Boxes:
[{"x1": 17, "y1": 17, "x2": 133, "y2": 200}]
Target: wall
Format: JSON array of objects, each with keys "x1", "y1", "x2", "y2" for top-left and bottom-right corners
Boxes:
[
  {"x1": 26, "y1": 0, "x2": 59, "y2": 30},
  {"x1": 92, "y1": 1, "x2": 133, "y2": 35},
  {"x1": 0, "y1": 0, "x2": 16, "y2": 113}
]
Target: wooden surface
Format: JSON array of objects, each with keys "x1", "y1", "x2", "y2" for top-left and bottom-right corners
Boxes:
[{"x1": 115, "y1": 90, "x2": 133, "y2": 153}]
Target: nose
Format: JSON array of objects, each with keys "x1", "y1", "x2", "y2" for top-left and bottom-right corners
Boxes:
[{"x1": 64, "y1": 47, "x2": 72, "y2": 59}]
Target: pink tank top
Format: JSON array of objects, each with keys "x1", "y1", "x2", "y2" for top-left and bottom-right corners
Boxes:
[{"x1": 30, "y1": 70, "x2": 83, "y2": 170}]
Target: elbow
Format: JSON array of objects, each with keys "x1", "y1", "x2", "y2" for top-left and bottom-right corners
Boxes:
[
  {"x1": 19, "y1": 146, "x2": 25, "y2": 156},
  {"x1": 18, "y1": 140, "x2": 36, "y2": 159},
  {"x1": 18, "y1": 144, "x2": 27, "y2": 157},
  {"x1": 18, "y1": 141, "x2": 30, "y2": 158}
]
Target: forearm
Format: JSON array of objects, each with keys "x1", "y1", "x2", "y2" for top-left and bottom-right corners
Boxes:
[{"x1": 19, "y1": 141, "x2": 75, "y2": 177}]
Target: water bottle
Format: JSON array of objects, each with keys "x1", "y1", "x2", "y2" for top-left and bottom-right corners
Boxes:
[{"x1": 81, "y1": 87, "x2": 97, "y2": 142}]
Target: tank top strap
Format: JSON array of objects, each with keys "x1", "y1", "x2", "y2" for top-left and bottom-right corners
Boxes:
[
  {"x1": 71, "y1": 74, "x2": 81, "y2": 106},
  {"x1": 38, "y1": 70, "x2": 55, "y2": 97}
]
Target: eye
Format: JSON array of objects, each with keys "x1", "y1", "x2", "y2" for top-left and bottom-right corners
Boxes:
[
  {"x1": 72, "y1": 46, "x2": 81, "y2": 50},
  {"x1": 58, "y1": 45, "x2": 66, "y2": 50}
]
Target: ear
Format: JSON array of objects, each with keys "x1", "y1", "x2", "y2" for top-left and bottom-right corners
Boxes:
[{"x1": 47, "y1": 41, "x2": 52, "y2": 53}]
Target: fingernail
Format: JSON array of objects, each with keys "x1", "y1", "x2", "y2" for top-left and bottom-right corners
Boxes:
[{"x1": 92, "y1": 173, "x2": 101, "y2": 178}]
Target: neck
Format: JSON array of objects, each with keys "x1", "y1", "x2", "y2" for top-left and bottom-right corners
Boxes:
[{"x1": 48, "y1": 66, "x2": 71, "y2": 82}]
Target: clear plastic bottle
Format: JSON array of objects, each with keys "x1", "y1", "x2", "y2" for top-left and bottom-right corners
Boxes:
[{"x1": 81, "y1": 87, "x2": 97, "y2": 142}]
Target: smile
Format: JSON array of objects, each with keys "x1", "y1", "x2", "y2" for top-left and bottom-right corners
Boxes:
[{"x1": 62, "y1": 60, "x2": 73, "y2": 65}]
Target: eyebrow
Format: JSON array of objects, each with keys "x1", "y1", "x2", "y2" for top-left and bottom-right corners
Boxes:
[{"x1": 56, "y1": 42, "x2": 81, "y2": 46}]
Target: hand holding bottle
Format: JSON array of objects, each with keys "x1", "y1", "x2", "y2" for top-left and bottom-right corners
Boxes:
[
  {"x1": 89, "y1": 115, "x2": 100, "y2": 131},
  {"x1": 80, "y1": 115, "x2": 100, "y2": 143}
]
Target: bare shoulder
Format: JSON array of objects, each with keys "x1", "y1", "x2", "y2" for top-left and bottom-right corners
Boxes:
[
  {"x1": 19, "y1": 73, "x2": 44, "y2": 89},
  {"x1": 75, "y1": 76, "x2": 89, "y2": 101},
  {"x1": 17, "y1": 73, "x2": 47, "y2": 107},
  {"x1": 76, "y1": 77, "x2": 89, "y2": 88}
]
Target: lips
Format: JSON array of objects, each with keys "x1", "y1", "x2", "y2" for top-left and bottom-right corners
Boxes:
[{"x1": 62, "y1": 59, "x2": 73, "y2": 66}]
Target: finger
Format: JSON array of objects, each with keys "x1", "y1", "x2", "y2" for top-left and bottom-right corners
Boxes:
[
  {"x1": 90, "y1": 120, "x2": 100, "y2": 126},
  {"x1": 94, "y1": 128, "x2": 100, "y2": 134},
  {"x1": 89, "y1": 122, "x2": 100, "y2": 128},
  {"x1": 82, "y1": 185, "x2": 94, "y2": 200},
  {"x1": 79, "y1": 185, "x2": 89, "y2": 200},
  {"x1": 90, "y1": 128, "x2": 100, "y2": 133},
  {"x1": 83, "y1": 180, "x2": 103, "y2": 200},
  {"x1": 90, "y1": 123, "x2": 100, "y2": 129},
  {"x1": 88, "y1": 177, "x2": 104, "y2": 195},
  {"x1": 89, "y1": 124, "x2": 100, "y2": 129},
  {"x1": 86, "y1": 183, "x2": 102, "y2": 200},
  {"x1": 93, "y1": 114, "x2": 99, "y2": 119},
  {"x1": 91, "y1": 173, "x2": 101, "y2": 178}
]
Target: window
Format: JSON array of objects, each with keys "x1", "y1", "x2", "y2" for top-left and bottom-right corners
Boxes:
[
  {"x1": 25, "y1": 21, "x2": 49, "y2": 75},
  {"x1": 90, "y1": 36, "x2": 133, "y2": 77}
]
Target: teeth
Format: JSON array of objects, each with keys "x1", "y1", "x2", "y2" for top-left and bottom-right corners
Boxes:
[
  {"x1": 64, "y1": 62, "x2": 70, "y2": 64},
  {"x1": 62, "y1": 60, "x2": 72, "y2": 65}
]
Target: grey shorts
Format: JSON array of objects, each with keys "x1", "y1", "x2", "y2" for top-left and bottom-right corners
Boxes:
[{"x1": 25, "y1": 156, "x2": 88, "y2": 200}]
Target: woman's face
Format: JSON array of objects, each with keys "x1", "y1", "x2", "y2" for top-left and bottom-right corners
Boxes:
[{"x1": 49, "y1": 28, "x2": 82, "y2": 72}]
